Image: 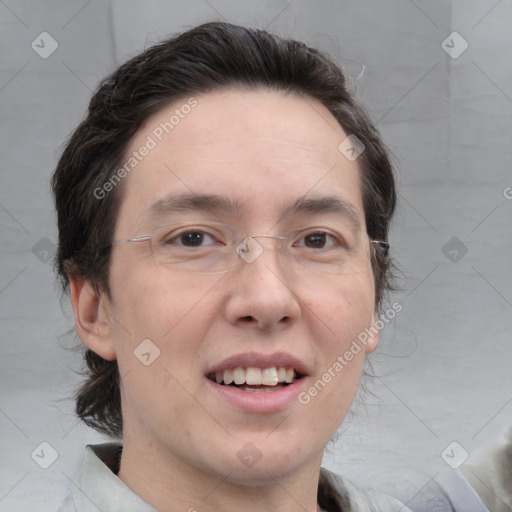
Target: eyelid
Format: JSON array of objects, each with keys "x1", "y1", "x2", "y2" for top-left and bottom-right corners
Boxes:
[
  {"x1": 152, "y1": 222, "x2": 355, "y2": 246},
  {"x1": 290, "y1": 227, "x2": 350, "y2": 248},
  {"x1": 159, "y1": 225, "x2": 223, "y2": 245}
]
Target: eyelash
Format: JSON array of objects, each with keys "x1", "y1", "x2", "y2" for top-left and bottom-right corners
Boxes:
[
  {"x1": 165, "y1": 228, "x2": 347, "y2": 250},
  {"x1": 293, "y1": 231, "x2": 344, "y2": 249}
]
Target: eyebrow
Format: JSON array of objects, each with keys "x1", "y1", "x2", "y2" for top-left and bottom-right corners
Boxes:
[
  {"x1": 280, "y1": 195, "x2": 362, "y2": 229},
  {"x1": 144, "y1": 192, "x2": 362, "y2": 229},
  {"x1": 146, "y1": 193, "x2": 242, "y2": 218}
]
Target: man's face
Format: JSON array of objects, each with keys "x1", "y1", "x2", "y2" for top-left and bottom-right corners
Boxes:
[{"x1": 104, "y1": 89, "x2": 378, "y2": 483}]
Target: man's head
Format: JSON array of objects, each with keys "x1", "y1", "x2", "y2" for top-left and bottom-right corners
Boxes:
[{"x1": 52, "y1": 22, "x2": 396, "y2": 475}]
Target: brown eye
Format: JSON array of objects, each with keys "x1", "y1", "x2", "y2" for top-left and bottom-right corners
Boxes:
[
  {"x1": 164, "y1": 230, "x2": 217, "y2": 247},
  {"x1": 293, "y1": 230, "x2": 345, "y2": 252},
  {"x1": 179, "y1": 231, "x2": 204, "y2": 246},
  {"x1": 304, "y1": 233, "x2": 327, "y2": 248}
]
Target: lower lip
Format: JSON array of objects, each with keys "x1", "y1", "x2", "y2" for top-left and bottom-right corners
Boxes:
[{"x1": 205, "y1": 377, "x2": 306, "y2": 413}]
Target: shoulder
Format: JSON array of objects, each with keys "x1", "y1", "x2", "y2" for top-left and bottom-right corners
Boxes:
[
  {"x1": 319, "y1": 467, "x2": 413, "y2": 512},
  {"x1": 460, "y1": 431, "x2": 512, "y2": 512},
  {"x1": 404, "y1": 468, "x2": 491, "y2": 512},
  {"x1": 56, "y1": 442, "x2": 157, "y2": 512}
]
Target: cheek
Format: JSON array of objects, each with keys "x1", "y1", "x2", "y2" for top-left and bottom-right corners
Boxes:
[
  {"x1": 109, "y1": 265, "x2": 221, "y2": 421},
  {"x1": 305, "y1": 273, "x2": 376, "y2": 342},
  {"x1": 108, "y1": 262, "x2": 220, "y2": 364},
  {"x1": 300, "y1": 275, "x2": 374, "y2": 416}
]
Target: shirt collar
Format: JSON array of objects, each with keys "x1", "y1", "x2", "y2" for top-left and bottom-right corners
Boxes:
[
  {"x1": 63, "y1": 442, "x2": 409, "y2": 512},
  {"x1": 71, "y1": 443, "x2": 157, "y2": 511}
]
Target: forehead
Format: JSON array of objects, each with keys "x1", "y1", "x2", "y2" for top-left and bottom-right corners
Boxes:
[{"x1": 116, "y1": 88, "x2": 365, "y2": 231}]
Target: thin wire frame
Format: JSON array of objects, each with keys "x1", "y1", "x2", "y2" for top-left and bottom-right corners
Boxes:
[{"x1": 112, "y1": 223, "x2": 389, "y2": 275}]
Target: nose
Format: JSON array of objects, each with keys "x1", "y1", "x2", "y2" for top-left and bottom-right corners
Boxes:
[{"x1": 223, "y1": 236, "x2": 301, "y2": 332}]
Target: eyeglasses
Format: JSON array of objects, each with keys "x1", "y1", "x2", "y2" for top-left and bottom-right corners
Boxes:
[{"x1": 112, "y1": 221, "x2": 389, "y2": 275}]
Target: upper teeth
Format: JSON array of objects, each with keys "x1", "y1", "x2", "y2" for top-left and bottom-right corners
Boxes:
[{"x1": 215, "y1": 367, "x2": 295, "y2": 386}]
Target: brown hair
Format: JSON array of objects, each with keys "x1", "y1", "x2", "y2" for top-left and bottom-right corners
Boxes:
[{"x1": 52, "y1": 21, "x2": 396, "y2": 438}]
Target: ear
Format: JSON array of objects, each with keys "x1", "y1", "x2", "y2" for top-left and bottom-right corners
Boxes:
[
  {"x1": 69, "y1": 275, "x2": 117, "y2": 361},
  {"x1": 365, "y1": 309, "x2": 380, "y2": 354}
]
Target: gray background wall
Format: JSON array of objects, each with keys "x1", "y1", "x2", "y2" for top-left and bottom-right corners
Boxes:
[{"x1": 1, "y1": 1, "x2": 511, "y2": 510}]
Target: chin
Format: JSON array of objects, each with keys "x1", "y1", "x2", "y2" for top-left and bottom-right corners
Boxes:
[
  {"x1": 204, "y1": 437, "x2": 318, "y2": 485},
  {"x1": 218, "y1": 460, "x2": 303, "y2": 487}
]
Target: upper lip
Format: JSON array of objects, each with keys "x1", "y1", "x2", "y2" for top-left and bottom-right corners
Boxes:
[{"x1": 206, "y1": 352, "x2": 310, "y2": 376}]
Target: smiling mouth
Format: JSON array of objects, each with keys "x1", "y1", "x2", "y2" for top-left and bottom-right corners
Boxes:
[{"x1": 207, "y1": 366, "x2": 304, "y2": 393}]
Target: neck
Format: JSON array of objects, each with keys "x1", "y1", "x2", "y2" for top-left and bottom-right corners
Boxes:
[{"x1": 117, "y1": 433, "x2": 323, "y2": 512}]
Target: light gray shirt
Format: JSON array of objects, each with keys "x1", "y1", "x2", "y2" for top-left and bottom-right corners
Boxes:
[
  {"x1": 406, "y1": 469, "x2": 491, "y2": 512},
  {"x1": 56, "y1": 443, "x2": 412, "y2": 512}
]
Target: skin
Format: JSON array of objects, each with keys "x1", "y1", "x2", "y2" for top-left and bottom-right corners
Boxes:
[{"x1": 70, "y1": 88, "x2": 380, "y2": 512}]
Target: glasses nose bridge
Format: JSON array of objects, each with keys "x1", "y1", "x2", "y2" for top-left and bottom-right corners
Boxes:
[
  {"x1": 249, "y1": 233, "x2": 287, "y2": 242},
  {"x1": 235, "y1": 233, "x2": 287, "y2": 266}
]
